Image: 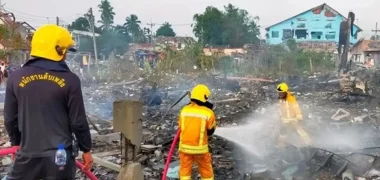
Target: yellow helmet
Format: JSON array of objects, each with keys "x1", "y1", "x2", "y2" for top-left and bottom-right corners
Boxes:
[
  {"x1": 277, "y1": 83, "x2": 289, "y2": 92},
  {"x1": 190, "y1": 84, "x2": 211, "y2": 103},
  {"x1": 31, "y1": 24, "x2": 76, "y2": 61}
]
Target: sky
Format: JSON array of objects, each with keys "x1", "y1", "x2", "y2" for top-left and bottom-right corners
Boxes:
[{"x1": 3, "y1": 0, "x2": 379, "y2": 39}]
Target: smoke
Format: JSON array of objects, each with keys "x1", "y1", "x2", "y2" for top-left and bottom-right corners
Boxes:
[{"x1": 214, "y1": 99, "x2": 380, "y2": 171}]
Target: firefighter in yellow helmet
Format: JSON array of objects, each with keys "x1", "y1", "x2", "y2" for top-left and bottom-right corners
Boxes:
[
  {"x1": 178, "y1": 84, "x2": 216, "y2": 180},
  {"x1": 4, "y1": 24, "x2": 92, "y2": 180},
  {"x1": 277, "y1": 83, "x2": 311, "y2": 147}
]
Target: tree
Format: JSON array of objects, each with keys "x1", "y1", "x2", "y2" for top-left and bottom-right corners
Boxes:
[
  {"x1": 156, "y1": 22, "x2": 176, "y2": 37},
  {"x1": 193, "y1": 7, "x2": 225, "y2": 46},
  {"x1": 192, "y1": 4, "x2": 260, "y2": 47},
  {"x1": 143, "y1": 27, "x2": 151, "y2": 42},
  {"x1": 124, "y1": 14, "x2": 141, "y2": 43},
  {"x1": 371, "y1": 35, "x2": 380, "y2": 40},
  {"x1": 222, "y1": 4, "x2": 260, "y2": 47},
  {"x1": 67, "y1": 17, "x2": 90, "y2": 31},
  {"x1": 0, "y1": 24, "x2": 28, "y2": 59},
  {"x1": 98, "y1": 0, "x2": 115, "y2": 32},
  {"x1": 97, "y1": 30, "x2": 130, "y2": 57}
]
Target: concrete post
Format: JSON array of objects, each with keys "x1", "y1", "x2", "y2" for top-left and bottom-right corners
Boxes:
[{"x1": 113, "y1": 100, "x2": 143, "y2": 180}]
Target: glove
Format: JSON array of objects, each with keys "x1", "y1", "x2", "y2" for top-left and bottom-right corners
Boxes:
[
  {"x1": 82, "y1": 152, "x2": 93, "y2": 171},
  {"x1": 10, "y1": 146, "x2": 20, "y2": 161}
]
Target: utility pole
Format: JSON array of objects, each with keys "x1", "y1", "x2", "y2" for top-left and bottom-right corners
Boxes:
[
  {"x1": 86, "y1": 7, "x2": 98, "y2": 65},
  {"x1": 372, "y1": 22, "x2": 380, "y2": 40},
  {"x1": 146, "y1": 19, "x2": 155, "y2": 44},
  {"x1": 56, "y1": 17, "x2": 59, "y2": 26}
]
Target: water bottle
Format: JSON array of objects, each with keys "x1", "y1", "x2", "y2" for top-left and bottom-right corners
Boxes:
[{"x1": 55, "y1": 144, "x2": 67, "y2": 170}]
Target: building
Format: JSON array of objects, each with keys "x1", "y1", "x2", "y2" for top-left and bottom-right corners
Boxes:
[
  {"x1": 70, "y1": 29, "x2": 101, "y2": 50},
  {"x1": 154, "y1": 36, "x2": 195, "y2": 51},
  {"x1": 350, "y1": 39, "x2": 380, "y2": 68},
  {"x1": 265, "y1": 3, "x2": 362, "y2": 45},
  {"x1": 0, "y1": 10, "x2": 35, "y2": 63}
]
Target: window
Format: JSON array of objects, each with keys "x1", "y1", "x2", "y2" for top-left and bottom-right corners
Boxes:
[
  {"x1": 272, "y1": 31, "x2": 279, "y2": 38},
  {"x1": 325, "y1": 31, "x2": 336, "y2": 40},
  {"x1": 325, "y1": 23, "x2": 332, "y2": 29},
  {"x1": 295, "y1": 30, "x2": 307, "y2": 39},
  {"x1": 311, "y1": 32, "x2": 323, "y2": 39},
  {"x1": 297, "y1": 23, "x2": 306, "y2": 28},
  {"x1": 282, "y1": 29, "x2": 293, "y2": 39}
]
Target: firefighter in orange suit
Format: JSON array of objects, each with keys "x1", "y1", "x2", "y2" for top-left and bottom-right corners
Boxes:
[
  {"x1": 277, "y1": 83, "x2": 311, "y2": 146},
  {"x1": 178, "y1": 84, "x2": 216, "y2": 180}
]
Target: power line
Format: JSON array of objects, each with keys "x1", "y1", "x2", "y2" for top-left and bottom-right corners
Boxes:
[{"x1": 3, "y1": 7, "x2": 84, "y2": 20}]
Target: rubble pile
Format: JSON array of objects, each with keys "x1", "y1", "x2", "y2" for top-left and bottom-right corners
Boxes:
[
  {"x1": 1, "y1": 70, "x2": 380, "y2": 180},
  {"x1": 83, "y1": 74, "x2": 270, "y2": 179}
]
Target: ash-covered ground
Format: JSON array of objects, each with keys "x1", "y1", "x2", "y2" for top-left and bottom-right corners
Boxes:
[{"x1": 1, "y1": 70, "x2": 380, "y2": 180}]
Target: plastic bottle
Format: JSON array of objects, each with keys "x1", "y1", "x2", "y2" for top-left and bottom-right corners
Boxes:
[{"x1": 55, "y1": 144, "x2": 67, "y2": 170}]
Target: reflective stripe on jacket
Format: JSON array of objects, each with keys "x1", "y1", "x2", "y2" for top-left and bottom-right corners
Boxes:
[
  {"x1": 178, "y1": 102, "x2": 216, "y2": 154},
  {"x1": 279, "y1": 93, "x2": 302, "y2": 123}
]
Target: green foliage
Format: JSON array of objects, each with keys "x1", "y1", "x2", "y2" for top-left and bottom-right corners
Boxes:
[
  {"x1": 0, "y1": 24, "x2": 28, "y2": 53},
  {"x1": 69, "y1": 1, "x2": 132, "y2": 58},
  {"x1": 0, "y1": 24, "x2": 9, "y2": 39},
  {"x1": 0, "y1": 49, "x2": 6, "y2": 59},
  {"x1": 251, "y1": 40, "x2": 335, "y2": 76},
  {"x1": 97, "y1": 30, "x2": 130, "y2": 57},
  {"x1": 98, "y1": 0, "x2": 115, "y2": 31},
  {"x1": 124, "y1": 14, "x2": 144, "y2": 43},
  {"x1": 67, "y1": 17, "x2": 90, "y2": 31},
  {"x1": 192, "y1": 3, "x2": 260, "y2": 47},
  {"x1": 156, "y1": 22, "x2": 176, "y2": 37},
  {"x1": 193, "y1": 7, "x2": 224, "y2": 46},
  {"x1": 156, "y1": 42, "x2": 204, "y2": 72},
  {"x1": 371, "y1": 35, "x2": 380, "y2": 40}
]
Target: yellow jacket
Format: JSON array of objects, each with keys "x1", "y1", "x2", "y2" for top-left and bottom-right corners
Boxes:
[
  {"x1": 279, "y1": 93, "x2": 302, "y2": 123},
  {"x1": 178, "y1": 102, "x2": 216, "y2": 154}
]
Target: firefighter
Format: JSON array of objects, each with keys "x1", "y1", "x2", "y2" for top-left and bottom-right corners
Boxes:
[
  {"x1": 277, "y1": 83, "x2": 311, "y2": 147},
  {"x1": 178, "y1": 84, "x2": 216, "y2": 180},
  {"x1": 4, "y1": 24, "x2": 93, "y2": 180}
]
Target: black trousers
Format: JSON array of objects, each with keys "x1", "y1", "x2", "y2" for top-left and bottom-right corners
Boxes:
[{"x1": 7, "y1": 152, "x2": 76, "y2": 180}]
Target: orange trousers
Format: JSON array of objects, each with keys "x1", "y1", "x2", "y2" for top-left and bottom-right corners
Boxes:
[{"x1": 179, "y1": 152, "x2": 214, "y2": 180}]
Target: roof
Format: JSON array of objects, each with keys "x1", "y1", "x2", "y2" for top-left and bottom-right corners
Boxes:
[
  {"x1": 265, "y1": 3, "x2": 362, "y2": 32},
  {"x1": 155, "y1": 36, "x2": 195, "y2": 44},
  {"x1": 71, "y1": 30, "x2": 100, "y2": 37},
  {"x1": 350, "y1": 39, "x2": 380, "y2": 52}
]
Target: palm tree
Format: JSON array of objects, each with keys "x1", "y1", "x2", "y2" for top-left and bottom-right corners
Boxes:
[
  {"x1": 143, "y1": 27, "x2": 151, "y2": 43},
  {"x1": 124, "y1": 14, "x2": 141, "y2": 43},
  {"x1": 98, "y1": 0, "x2": 115, "y2": 31}
]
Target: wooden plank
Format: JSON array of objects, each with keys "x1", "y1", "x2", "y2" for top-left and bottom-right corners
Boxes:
[
  {"x1": 77, "y1": 152, "x2": 121, "y2": 172},
  {"x1": 93, "y1": 150, "x2": 121, "y2": 158}
]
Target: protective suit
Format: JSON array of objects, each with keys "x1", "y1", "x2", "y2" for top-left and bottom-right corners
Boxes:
[
  {"x1": 4, "y1": 25, "x2": 93, "y2": 180},
  {"x1": 277, "y1": 83, "x2": 311, "y2": 146},
  {"x1": 178, "y1": 84, "x2": 216, "y2": 180}
]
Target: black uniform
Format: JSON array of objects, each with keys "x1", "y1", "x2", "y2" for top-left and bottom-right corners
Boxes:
[{"x1": 4, "y1": 58, "x2": 92, "y2": 180}]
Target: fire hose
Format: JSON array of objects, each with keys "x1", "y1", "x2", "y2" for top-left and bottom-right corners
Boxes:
[
  {"x1": 161, "y1": 129, "x2": 181, "y2": 180},
  {"x1": 0, "y1": 147, "x2": 98, "y2": 180},
  {"x1": 160, "y1": 90, "x2": 218, "y2": 179},
  {"x1": 160, "y1": 91, "x2": 189, "y2": 180}
]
